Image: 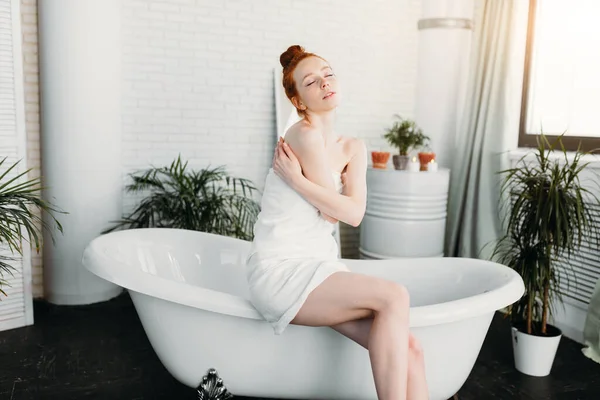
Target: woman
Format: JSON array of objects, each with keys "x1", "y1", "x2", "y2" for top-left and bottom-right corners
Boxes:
[{"x1": 246, "y1": 45, "x2": 429, "y2": 400}]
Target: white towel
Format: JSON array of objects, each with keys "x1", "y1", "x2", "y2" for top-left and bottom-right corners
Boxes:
[{"x1": 246, "y1": 168, "x2": 347, "y2": 335}]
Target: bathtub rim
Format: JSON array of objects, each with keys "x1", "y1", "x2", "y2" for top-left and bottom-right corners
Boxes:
[{"x1": 82, "y1": 228, "x2": 524, "y2": 328}]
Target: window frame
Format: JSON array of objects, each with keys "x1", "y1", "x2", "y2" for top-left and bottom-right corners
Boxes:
[{"x1": 518, "y1": 0, "x2": 600, "y2": 153}]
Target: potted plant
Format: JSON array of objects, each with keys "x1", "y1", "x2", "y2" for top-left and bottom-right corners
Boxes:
[
  {"x1": 0, "y1": 157, "x2": 66, "y2": 297},
  {"x1": 102, "y1": 155, "x2": 261, "y2": 241},
  {"x1": 491, "y1": 134, "x2": 600, "y2": 377},
  {"x1": 383, "y1": 115, "x2": 430, "y2": 170}
]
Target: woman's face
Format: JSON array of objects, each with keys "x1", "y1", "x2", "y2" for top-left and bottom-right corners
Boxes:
[{"x1": 292, "y1": 56, "x2": 340, "y2": 114}]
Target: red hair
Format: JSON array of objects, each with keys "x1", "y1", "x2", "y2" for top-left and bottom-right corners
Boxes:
[{"x1": 280, "y1": 45, "x2": 327, "y2": 120}]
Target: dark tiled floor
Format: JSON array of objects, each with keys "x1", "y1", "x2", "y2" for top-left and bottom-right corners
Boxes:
[{"x1": 0, "y1": 292, "x2": 598, "y2": 400}]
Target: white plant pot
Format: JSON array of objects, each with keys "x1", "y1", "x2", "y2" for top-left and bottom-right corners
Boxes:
[{"x1": 511, "y1": 323, "x2": 562, "y2": 377}]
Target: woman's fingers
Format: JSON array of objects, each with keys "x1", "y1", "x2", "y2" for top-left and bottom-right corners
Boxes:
[
  {"x1": 282, "y1": 143, "x2": 298, "y2": 162},
  {"x1": 280, "y1": 142, "x2": 295, "y2": 162},
  {"x1": 278, "y1": 143, "x2": 286, "y2": 159}
]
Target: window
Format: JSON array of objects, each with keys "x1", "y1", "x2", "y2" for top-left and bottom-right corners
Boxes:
[{"x1": 519, "y1": 0, "x2": 600, "y2": 152}]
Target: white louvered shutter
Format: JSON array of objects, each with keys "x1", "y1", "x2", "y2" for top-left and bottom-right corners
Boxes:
[
  {"x1": 555, "y1": 178, "x2": 600, "y2": 310},
  {"x1": 0, "y1": 0, "x2": 34, "y2": 331}
]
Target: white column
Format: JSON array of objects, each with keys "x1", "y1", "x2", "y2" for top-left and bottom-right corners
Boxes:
[
  {"x1": 38, "y1": 0, "x2": 123, "y2": 304},
  {"x1": 414, "y1": 0, "x2": 475, "y2": 169}
]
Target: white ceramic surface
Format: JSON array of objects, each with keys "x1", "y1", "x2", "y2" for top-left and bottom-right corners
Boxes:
[
  {"x1": 82, "y1": 228, "x2": 524, "y2": 400},
  {"x1": 511, "y1": 326, "x2": 562, "y2": 377}
]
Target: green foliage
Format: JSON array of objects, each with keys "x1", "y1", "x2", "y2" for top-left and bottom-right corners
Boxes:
[
  {"x1": 382, "y1": 114, "x2": 430, "y2": 155},
  {"x1": 0, "y1": 157, "x2": 66, "y2": 297},
  {"x1": 492, "y1": 134, "x2": 600, "y2": 335},
  {"x1": 102, "y1": 155, "x2": 261, "y2": 241}
]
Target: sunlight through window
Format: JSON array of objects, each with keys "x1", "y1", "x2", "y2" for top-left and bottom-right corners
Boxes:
[{"x1": 525, "y1": 0, "x2": 600, "y2": 138}]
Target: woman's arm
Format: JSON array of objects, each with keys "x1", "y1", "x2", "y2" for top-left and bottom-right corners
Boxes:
[
  {"x1": 283, "y1": 128, "x2": 342, "y2": 223},
  {"x1": 282, "y1": 136, "x2": 367, "y2": 227}
]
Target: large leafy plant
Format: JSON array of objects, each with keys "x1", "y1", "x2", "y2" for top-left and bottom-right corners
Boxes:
[
  {"x1": 102, "y1": 155, "x2": 261, "y2": 241},
  {"x1": 383, "y1": 114, "x2": 430, "y2": 156},
  {"x1": 492, "y1": 134, "x2": 600, "y2": 336},
  {"x1": 0, "y1": 157, "x2": 65, "y2": 296}
]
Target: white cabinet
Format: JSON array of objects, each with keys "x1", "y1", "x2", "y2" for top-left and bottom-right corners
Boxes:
[{"x1": 360, "y1": 167, "x2": 450, "y2": 259}]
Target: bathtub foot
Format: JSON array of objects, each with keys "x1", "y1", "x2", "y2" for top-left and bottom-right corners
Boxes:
[{"x1": 196, "y1": 368, "x2": 234, "y2": 400}]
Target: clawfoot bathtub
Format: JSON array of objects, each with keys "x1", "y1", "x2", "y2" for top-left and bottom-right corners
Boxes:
[{"x1": 82, "y1": 228, "x2": 524, "y2": 400}]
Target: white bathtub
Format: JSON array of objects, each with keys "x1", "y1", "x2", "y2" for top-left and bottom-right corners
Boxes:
[{"x1": 82, "y1": 228, "x2": 524, "y2": 400}]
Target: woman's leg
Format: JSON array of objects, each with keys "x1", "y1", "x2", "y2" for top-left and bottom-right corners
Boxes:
[
  {"x1": 290, "y1": 271, "x2": 410, "y2": 400},
  {"x1": 406, "y1": 333, "x2": 429, "y2": 400},
  {"x1": 331, "y1": 319, "x2": 430, "y2": 400}
]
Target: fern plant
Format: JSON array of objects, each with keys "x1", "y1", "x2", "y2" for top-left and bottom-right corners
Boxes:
[
  {"x1": 0, "y1": 157, "x2": 66, "y2": 296},
  {"x1": 383, "y1": 114, "x2": 430, "y2": 156},
  {"x1": 492, "y1": 134, "x2": 600, "y2": 336},
  {"x1": 102, "y1": 155, "x2": 261, "y2": 241}
]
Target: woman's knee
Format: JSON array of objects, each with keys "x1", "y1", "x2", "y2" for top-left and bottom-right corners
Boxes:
[{"x1": 381, "y1": 282, "x2": 410, "y2": 313}]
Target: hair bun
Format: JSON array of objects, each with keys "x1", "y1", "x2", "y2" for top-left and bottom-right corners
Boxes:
[{"x1": 280, "y1": 45, "x2": 305, "y2": 69}]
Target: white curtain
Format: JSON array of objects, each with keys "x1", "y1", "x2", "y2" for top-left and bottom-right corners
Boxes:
[{"x1": 445, "y1": 0, "x2": 528, "y2": 258}]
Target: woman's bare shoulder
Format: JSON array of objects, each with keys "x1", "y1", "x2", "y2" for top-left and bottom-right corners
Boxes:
[
  {"x1": 337, "y1": 137, "x2": 366, "y2": 174},
  {"x1": 284, "y1": 120, "x2": 322, "y2": 147},
  {"x1": 284, "y1": 120, "x2": 320, "y2": 140},
  {"x1": 342, "y1": 137, "x2": 367, "y2": 159}
]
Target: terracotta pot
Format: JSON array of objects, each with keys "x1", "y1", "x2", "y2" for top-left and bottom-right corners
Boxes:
[
  {"x1": 392, "y1": 154, "x2": 410, "y2": 170},
  {"x1": 371, "y1": 151, "x2": 390, "y2": 169},
  {"x1": 418, "y1": 152, "x2": 436, "y2": 171}
]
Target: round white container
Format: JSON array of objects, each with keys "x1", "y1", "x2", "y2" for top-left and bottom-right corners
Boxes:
[{"x1": 359, "y1": 167, "x2": 450, "y2": 259}]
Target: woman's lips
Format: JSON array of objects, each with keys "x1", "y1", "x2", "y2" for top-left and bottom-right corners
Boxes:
[{"x1": 323, "y1": 92, "x2": 336, "y2": 99}]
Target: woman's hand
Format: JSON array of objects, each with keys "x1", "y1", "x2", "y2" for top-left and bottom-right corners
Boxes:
[{"x1": 272, "y1": 137, "x2": 303, "y2": 188}]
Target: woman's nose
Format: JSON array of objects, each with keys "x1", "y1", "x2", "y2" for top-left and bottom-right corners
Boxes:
[{"x1": 321, "y1": 81, "x2": 330, "y2": 89}]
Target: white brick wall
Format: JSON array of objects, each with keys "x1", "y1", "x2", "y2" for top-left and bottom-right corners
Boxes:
[
  {"x1": 122, "y1": 0, "x2": 423, "y2": 258},
  {"x1": 21, "y1": 0, "x2": 424, "y2": 298}
]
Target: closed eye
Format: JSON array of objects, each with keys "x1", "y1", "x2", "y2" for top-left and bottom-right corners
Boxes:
[{"x1": 307, "y1": 74, "x2": 334, "y2": 86}]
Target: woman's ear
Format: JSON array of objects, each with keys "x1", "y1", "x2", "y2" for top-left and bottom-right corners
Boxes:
[{"x1": 291, "y1": 97, "x2": 306, "y2": 111}]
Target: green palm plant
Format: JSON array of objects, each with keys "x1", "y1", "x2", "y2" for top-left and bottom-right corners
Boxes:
[
  {"x1": 383, "y1": 114, "x2": 430, "y2": 156},
  {"x1": 492, "y1": 134, "x2": 600, "y2": 336},
  {"x1": 102, "y1": 155, "x2": 261, "y2": 241},
  {"x1": 0, "y1": 156, "x2": 66, "y2": 296}
]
